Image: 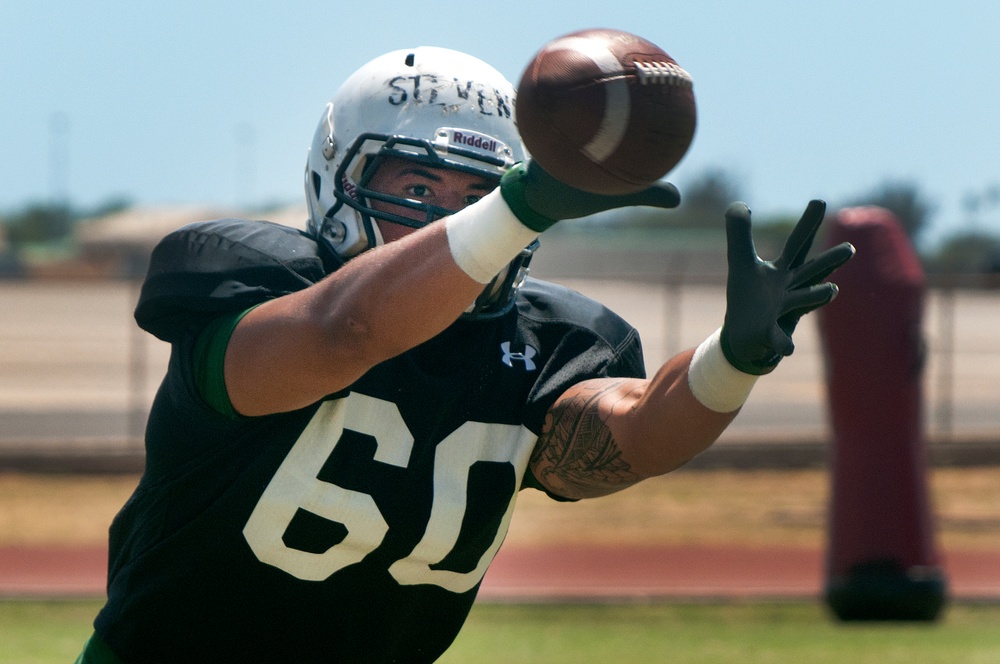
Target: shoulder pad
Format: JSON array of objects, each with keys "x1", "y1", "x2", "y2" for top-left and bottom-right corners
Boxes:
[
  {"x1": 135, "y1": 218, "x2": 334, "y2": 342},
  {"x1": 517, "y1": 278, "x2": 636, "y2": 346}
]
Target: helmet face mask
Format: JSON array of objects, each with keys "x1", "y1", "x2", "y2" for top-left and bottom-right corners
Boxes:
[
  {"x1": 305, "y1": 46, "x2": 534, "y2": 319},
  {"x1": 339, "y1": 133, "x2": 504, "y2": 231}
]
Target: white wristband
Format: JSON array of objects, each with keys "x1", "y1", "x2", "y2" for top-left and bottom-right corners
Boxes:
[
  {"x1": 445, "y1": 189, "x2": 540, "y2": 284},
  {"x1": 687, "y1": 328, "x2": 759, "y2": 413}
]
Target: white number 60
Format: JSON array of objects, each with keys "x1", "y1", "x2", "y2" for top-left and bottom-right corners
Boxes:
[{"x1": 243, "y1": 393, "x2": 535, "y2": 593}]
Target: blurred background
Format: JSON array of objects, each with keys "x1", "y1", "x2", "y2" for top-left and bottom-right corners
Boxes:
[
  {"x1": 2, "y1": 9, "x2": 1000, "y2": 659},
  {"x1": 6, "y1": 1, "x2": 1000, "y2": 248},
  {"x1": 2, "y1": 0, "x2": 998, "y2": 469}
]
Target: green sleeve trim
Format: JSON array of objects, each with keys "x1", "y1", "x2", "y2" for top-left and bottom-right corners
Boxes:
[
  {"x1": 193, "y1": 305, "x2": 261, "y2": 420},
  {"x1": 75, "y1": 632, "x2": 125, "y2": 664}
]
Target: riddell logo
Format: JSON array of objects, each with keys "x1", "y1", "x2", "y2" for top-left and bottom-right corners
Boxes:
[
  {"x1": 452, "y1": 131, "x2": 498, "y2": 153},
  {"x1": 340, "y1": 175, "x2": 359, "y2": 201}
]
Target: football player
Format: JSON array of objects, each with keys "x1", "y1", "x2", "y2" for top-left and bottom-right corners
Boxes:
[{"x1": 76, "y1": 47, "x2": 853, "y2": 663}]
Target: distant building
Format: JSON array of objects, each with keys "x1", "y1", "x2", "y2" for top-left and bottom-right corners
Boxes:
[
  {"x1": 70, "y1": 203, "x2": 727, "y2": 283},
  {"x1": 75, "y1": 205, "x2": 308, "y2": 278}
]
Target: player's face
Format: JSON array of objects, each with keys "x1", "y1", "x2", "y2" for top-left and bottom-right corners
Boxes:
[{"x1": 366, "y1": 156, "x2": 497, "y2": 243}]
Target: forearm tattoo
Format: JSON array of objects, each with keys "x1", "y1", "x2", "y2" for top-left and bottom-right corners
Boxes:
[{"x1": 532, "y1": 379, "x2": 642, "y2": 496}]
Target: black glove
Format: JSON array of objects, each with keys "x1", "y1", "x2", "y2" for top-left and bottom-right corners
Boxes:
[
  {"x1": 499, "y1": 159, "x2": 681, "y2": 232},
  {"x1": 721, "y1": 199, "x2": 855, "y2": 375}
]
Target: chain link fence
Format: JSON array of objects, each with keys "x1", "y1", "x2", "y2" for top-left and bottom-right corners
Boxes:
[{"x1": 0, "y1": 277, "x2": 996, "y2": 468}]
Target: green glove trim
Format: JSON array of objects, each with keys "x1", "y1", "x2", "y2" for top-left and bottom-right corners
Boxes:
[{"x1": 499, "y1": 164, "x2": 560, "y2": 233}]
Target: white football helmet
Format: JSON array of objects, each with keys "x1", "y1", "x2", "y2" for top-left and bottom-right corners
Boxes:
[{"x1": 305, "y1": 46, "x2": 535, "y2": 318}]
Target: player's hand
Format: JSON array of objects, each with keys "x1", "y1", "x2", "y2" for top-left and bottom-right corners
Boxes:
[
  {"x1": 499, "y1": 159, "x2": 680, "y2": 232},
  {"x1": 721, "y1": 200, "x2": 855, "y2": 375}
]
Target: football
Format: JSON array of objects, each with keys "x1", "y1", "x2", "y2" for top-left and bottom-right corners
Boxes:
[{"x1": 515, "y1": 29, "x2": 697, "y2": 195}]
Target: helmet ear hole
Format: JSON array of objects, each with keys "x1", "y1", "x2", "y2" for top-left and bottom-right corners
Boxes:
[{"x1": 311, "y1": 171, "x2": 323, "y2": 199}]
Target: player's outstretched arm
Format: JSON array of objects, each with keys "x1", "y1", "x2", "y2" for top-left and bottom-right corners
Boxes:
[
  {"x1": 224, "y1": 160, "x2": 682, "y2": 417},
  {"x1": 224, "y1": 222, "x2": 489, "y2": 416},
  {"x1": 530, "y1": 200, "x2": 855, "y2": 500},
  {"x1": 529, "y1": 355, "x2": 737, "y2": 500}
]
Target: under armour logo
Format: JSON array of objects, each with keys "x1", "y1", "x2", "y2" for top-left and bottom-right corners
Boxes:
[{"x1": 500, "y1": 342, "x2": 537, "y2": 371}]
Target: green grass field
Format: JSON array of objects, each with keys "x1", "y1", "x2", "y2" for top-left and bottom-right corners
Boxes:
[
  {"x1": 6, "y1": 599, "x2": 1000, "y2": 663},
  {"x1": 3, "y1": 468, "x2": 998, "y2": 662}
]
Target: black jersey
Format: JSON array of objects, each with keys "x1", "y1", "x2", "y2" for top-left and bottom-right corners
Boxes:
[{"x1": 94, "y1": 219, "x2": 645, "y2": 663}]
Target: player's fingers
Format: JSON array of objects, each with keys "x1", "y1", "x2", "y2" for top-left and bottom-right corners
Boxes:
[
  {"x1": 790, "y1": 242, "x2": 856, "y2": 288},
  {"x1": 776, "y1": 200, "x2": 826, "y2": 270},
  {"x1": 782, "y1": 282, "x2": 840, "y2": 318},
  {"x1": 725, "y1": 202, "x2": 759, "y2": 269},
  {"x1": 767, "y1": 323, "x2": 795, "y2": 358},
  {"x1": 564, "y1": 184, "x2": 680, "y2": 214},
  {"x1": 627, "y1": 181, "x2": 681, "y2": 209}
]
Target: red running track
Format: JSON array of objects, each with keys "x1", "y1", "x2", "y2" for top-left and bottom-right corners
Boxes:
[{"x1": 2, "y1": 543, "x2": 999, "y2": 601}]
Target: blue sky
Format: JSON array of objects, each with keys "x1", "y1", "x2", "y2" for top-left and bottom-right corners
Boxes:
[{"x1": 4, "y1": 0, "x2": 998, "y2": 248}]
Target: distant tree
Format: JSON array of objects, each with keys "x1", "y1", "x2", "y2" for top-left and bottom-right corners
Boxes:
[
  {"x1": 0, "y1": 196, "x2": 132, "y2": 249},
  {"x1": 926, "y1": 231, "x2": 1000, "y2": 275},
  {"x1": 673, "y1": 168, "x2": 745, "y2": 228},
  {"x1": 960, "y1": 182, "x2": 1000, "y2": 234},
  {"x1": 558, "y1": 167, "x2": 746, "y2": 231},
  {"x1": 845, "y1": 180, "x2": 935, "y2": 243},
  {"x1": 3, "y1": 203, "x2": 74, "y2": 246},
  {"x1": 82, "y1": 197, "x2": 132, "y2": 219}
]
